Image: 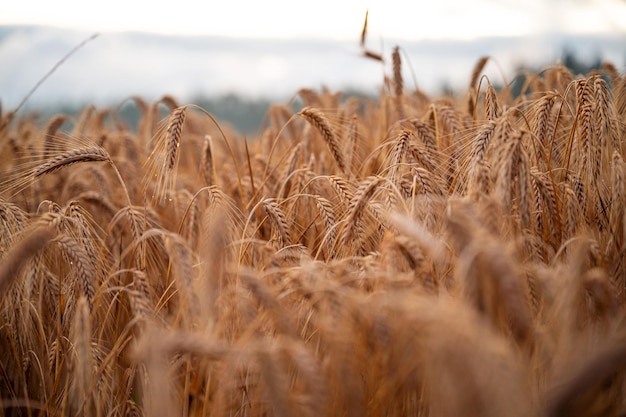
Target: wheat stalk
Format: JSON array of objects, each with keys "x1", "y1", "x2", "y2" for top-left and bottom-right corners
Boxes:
[{"x1": 69, "y1": 296, "x2": 95, "y2": 416}]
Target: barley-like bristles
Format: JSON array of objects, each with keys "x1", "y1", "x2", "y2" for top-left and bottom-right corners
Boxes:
[
  {"x1": 470, "y1": 120, "x2": 497, "y2": 164},
  {"x1": 593, "y1": 77, "x2": 610, "y2": 147},
  {"x1": 575, "y1": 77, "x2": 594, "y2": 112},
  {"x1": 485, "y1": 83, "x2": 501, "y2": 121},
  {"x1": 407, "y1": 142, "x2": 438, "y2": 175},
  {"x1": 530, "y1": 169, "x2": 561, "y2": 247},
  {"x1": 340, "y1": 176, "x2": 384, "y2": 251},
  {"x1": 532, "y1": 95, "x2": 555, "y2": 147},
  {"x1": 578, "y1": 103, "x2": 597, "y2": 181},
  {"x1": 144, "y1": 105, "x2": 188, "y2": 203},
  {"x1": 127, "y1": 269, "x2": 155, "y2": 322},
  {"x1": 165, "y1": 106, "x2": 186, "y2": 170},
  {"x1": 313, "y1": 195, "x2": 337, "y2": 257},
  {"x1": 409, "y1": 118, "x2": 438, "y2": 156},
  {"x1": 561, "y1": 184, "x2": 579, "y2": 241},
  {"x1": 388, "y1": 129, "x2": 412, "y2": 184},
  {"x1": 55, "y1": 234, "x2": 97, "y2": 307},
  {"x1": 299, "y1": 107, "x2": 347, "y2": 173},
  {"x1": 412, "y1": 167, "x2": 441, "y2": 196},
  {"x1": 529, "y1": 172, "x2": 545, "y2": 236},
  {"x1": 33, "y1": 146, "x2": 110, "y2": 177},
  {"x1": 437, "y1": 105, "x2": 464, "y2": 139},
  {"x1": 327, "y1": 175, "x2": 354, "y2": 207},
  {"x1": 348, "y1": 176, "x2": 384, "y2": 225},
  {"x1": 262, "y1": 199, "x2": 292, "y2": 247}
]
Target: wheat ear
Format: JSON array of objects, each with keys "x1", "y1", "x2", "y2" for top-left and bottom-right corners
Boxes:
[
  {"x1": 392, "y1": 46, "x2": 405, "y2": 119},
  {"x1": 55, "y1": 234, "x2": 97, "y2": 308},
  {"x1": 0, "y1": 226, "x2": 56, "y2": 298},
  {"x1": 484, "y1": 83, "x2": 501, "y2": 120},
  {"x1": 164, "y1": 106, "x2": 186, "y2": 170},
  {"x1": 33, "y1": 146, "x2": 110, "y2": 177},
  {"x1": 262, "y1": 199, "x2": 292, "y2": 247},
  {"x1": 339, "y1": 176, "x2": 385, "y2": 252},
  {"x1": 299, "y1": 107, "x2": 347, "y2": 173},
  {"x1": 388, "y1": 129, "x2": 412, "y2": 185}
]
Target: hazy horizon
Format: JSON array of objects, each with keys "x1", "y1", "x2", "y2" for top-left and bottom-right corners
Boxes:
[{"x1": 1, "y1": 24, "x2": 624, "y2": 112}]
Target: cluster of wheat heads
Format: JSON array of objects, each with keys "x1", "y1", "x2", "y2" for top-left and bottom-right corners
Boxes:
[{"x1": 1, "y1": 56, "x2": 626, "y2": 417}]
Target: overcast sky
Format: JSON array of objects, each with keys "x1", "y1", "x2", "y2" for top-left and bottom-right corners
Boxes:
[
  {"x1": 2, "y1": 0, "x2": 626, "y2": 40},
  {"x1": 1, "y1": 0, "x2": 625, "y2": 110}
]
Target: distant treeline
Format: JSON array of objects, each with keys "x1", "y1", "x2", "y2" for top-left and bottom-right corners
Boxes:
[
  {"x1": 13, "y1": 90, "x2": 375, "y2": 136},
  {"x1": 7, "y1": 49, "x2": 615, "y2": 135}
]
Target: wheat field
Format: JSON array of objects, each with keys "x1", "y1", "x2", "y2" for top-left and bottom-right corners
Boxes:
[{"x1": 1, "y1": 47, "x2": 626, "y2": 417}]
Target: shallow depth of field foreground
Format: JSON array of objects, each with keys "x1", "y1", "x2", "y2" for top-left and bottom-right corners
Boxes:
[{"x1": 1, "y1": 52, "x2": 626, "y2": 417}]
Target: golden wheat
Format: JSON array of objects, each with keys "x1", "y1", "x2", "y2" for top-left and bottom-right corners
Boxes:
[{"x1": 0, "y1": 42, "x2": 625, "y2": 417}]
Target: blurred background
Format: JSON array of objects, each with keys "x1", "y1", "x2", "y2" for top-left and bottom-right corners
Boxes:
[{"x1": 1, "y1": 0, "x2": 625, "y2": 133}]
